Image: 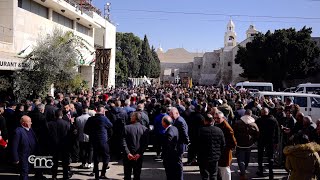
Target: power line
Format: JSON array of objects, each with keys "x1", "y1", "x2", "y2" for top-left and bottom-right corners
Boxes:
[
  {"x1": 115, "y1": 16, "x2": 320, "y2": 24},
  {"x1": 113, "y1": 8, "x2": 320, "y2": 20}
]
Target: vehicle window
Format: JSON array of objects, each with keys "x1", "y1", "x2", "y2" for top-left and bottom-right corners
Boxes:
[
  {"x1": 296, "y1": 87, "x2": 304, "y2": 92},
  {"x1": 243, "y1": 86, "x2": 271, "y2": 91},
  {"x1": 306, "y1": 87, "x2": 320, "y2": 92},
  {"x1": 311, "y1": 97, "x2": 320, "y2": 108},
  {"x1": 293, "y1": 96, "x2": 307, "y2": 107}
]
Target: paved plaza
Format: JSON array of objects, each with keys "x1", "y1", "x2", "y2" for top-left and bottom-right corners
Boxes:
[{"x1": 0, "y1": 149, "x2": 288, "y2": 180}]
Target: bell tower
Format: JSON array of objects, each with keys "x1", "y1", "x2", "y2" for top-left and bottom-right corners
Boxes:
[{"x1": 224, "y1": 19, "x2": 237, "y2": 48}]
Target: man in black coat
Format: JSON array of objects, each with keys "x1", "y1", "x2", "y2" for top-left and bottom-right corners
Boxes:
[
  {"x1": 122, "y1": 112, "x2": 149, "y2": 180},
  {"x1": 162, "y1": 115, "x2": 181, "y2": 180},
  {"x1": 48, "y1": 109, "x2": 71, "y2": 180},
  {"x1": 44, "y1": 96, "x2": 58, "y2": 122},
  {"x1": 84, "y1": 105, "x2": 113, "y2": 179},
  {"x1": 28, "y1": 104, "x2": 48, "y2": 154},
  {"x1": 256, "y1": 107, "x2": 280, "y2": 180},
  {"x1": 11, "y1": 115, "x2": 37, "y2": 180},
  {"x1": 185, "y1": 105, "x2": 204, "y2": 165},
  {"x1": 198, "y1": 114, "x2": 225, "y2": 180},
  {"x1": 169, "y1": 107, "x2": 189, "y2": 180}
]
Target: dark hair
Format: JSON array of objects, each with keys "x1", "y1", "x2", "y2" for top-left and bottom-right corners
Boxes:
[
  {"x1": 55, "y1": 109, "x2": 63, "y2": 118},
  {"x1": 293, "y1": 133, "x2": 310, "y2": 145},
  {"x1": 204, "y1": 114, "x2": 214, "y2": 123}
]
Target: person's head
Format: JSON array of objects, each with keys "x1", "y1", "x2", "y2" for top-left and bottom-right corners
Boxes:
[
  {"x1": 46, "y1": 96, "x2": 54, "y2": 105},
  {"x1": 285, "y1": 97, "x2": 293, "y2": 105},
  {"x1": 293, "y1": 133, "x2": 310, "y2": 145},
  {"x1": 124, "y1": 99, "x2": 131, "y2": 107},
  {"x1": 162, "y1": 115, "x2": 173, "y2": 129},
  {"x1": 37, "y1": 104, "x2": 45, "y2": 113},
  {"x1": 261, "y1": 107, "x2": 269, "y2": 116},
  {"x1": 69, "y1": 103, "x2": 75, "y2": 112},
  {"x1": 214, "y1": 111, "x2": 225, "y2": 124},
  {"x1": 195, "y1": 104, "x2": 203, "y2": 113},
  {"x1": 209, "y1": 107, "x2": 219, "y2": 116},
  {"x1": 160, "y1": 106, "x2": 167, "y2": 114},
  {"x1": 0, "y1": 107, "x2": 4, "y2": 115},
  {"x1": 115, "y1": 100, "x2": 121, "y2": 107},
  {"x1": 204, "y1": 114, "x2": 214, "y2": 125},
  {"x1": 296, "y1": 112, "x2": 305, "y2": 122},
  {"x1": 82, "y1": 106, "x2": 89, "y2": 114},
  {"x1": 285, "y1": 109, "x2": 292, "y2": 118},
  {"x1": 244, "y1": 109, "x2": 253, "y2": 116},
  {"x1": 16, "y1": 103, "x2": 24, "y2": 112},
  {"x1": 20, "y1": 115, "x2": 32, "y2": 129},
  {"x1": 303, "y1": 116, "x2": 313, "y2": 127},
  {"x1": 169, "y1": 107, "x2": 180, "y2": 120},
  {"x1": 33, "y1": 99, "x2": 41, "y2": 106},
  {"x1": 131, "y1": 112, "x2": 142, "y2": 123},
  {"x1": 96, "y1": 105, "x2": 105, "y2": 115},
  {"x1": 55, "y1": 109, "x2": 63, "y2": 119},
  {"x1": 137, "y1": 103, "x2": 144, "y2": 111}
]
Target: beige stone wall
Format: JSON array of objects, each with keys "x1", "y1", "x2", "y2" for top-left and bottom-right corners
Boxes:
[
  {"x1": 198, "y1": 52, "x2": 221, "y2": 85},
  {"x1": 0, "y1": 0, "x2": 15, "y2": 51},
  {"x1": 192, "y1": 57, "x2": 203, "y2": 84},
  {"x1": 160, "y1": 62, "x2": 193, "y2": 82}
]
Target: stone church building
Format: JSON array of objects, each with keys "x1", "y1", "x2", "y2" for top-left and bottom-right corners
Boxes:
[{"x1": 158, "y1": 20, "x2": 258, "y2": 85}]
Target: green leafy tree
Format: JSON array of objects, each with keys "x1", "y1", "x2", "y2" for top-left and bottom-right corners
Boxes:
[
  {"x1": 150, "y1": 46, "x2": 161, "y2": 78},
  {"x1": 139, "y1": 35, "x2": 153, "y2": 77},
  {"x1": 13, "y1": 28, "x2": 90, "y2": 99},
  {"x1": 116, "y1": 32, "x2": 141, "y2": 79},
  {"x1": 235, "y1": 26, "x2": 320, "y2": 88}
]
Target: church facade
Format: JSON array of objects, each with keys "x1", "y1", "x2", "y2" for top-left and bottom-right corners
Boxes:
[{"x1": 158, "y1": 20, "x2": 258, "y2": 86}]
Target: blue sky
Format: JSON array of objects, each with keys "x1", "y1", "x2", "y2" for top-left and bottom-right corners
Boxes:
[{"x1": 93, "y1": 0, "x2": 320, "y2": 52}]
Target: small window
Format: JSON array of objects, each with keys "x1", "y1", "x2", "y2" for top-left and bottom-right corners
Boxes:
[
  {"x1": 212, "y1": 63, "x2": 216, "y2": 68},
  {"x1": 171, "y1": 73, "x2": 174, "y2": 77},
  {"x1": 198, "y1": 65, "x2": 201, "y2": 69},
  {"x1": 228, "y1": 62, "x2": 231, "y2": 66},
  {"x1": 294, "y1": 97, "x2": 307, "y2": 107},
  {"x1": 311, "y1": 97, "x2": 320, "y2": 108}
]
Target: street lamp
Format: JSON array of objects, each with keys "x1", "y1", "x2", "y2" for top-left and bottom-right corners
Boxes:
[{"x1": 104, "y1": 2, "x2": 111, "y2": 21}]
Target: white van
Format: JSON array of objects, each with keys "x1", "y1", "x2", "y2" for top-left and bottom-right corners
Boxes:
[
  {"x1": 295, "y1": 83, "x2": 320, "y2": 94},
  {"x1": 255, "y1": 91, "x2": 320, "y2": 121},
  {"x1": 235, "y1": 81, "x2": 273, "y2": 92}
]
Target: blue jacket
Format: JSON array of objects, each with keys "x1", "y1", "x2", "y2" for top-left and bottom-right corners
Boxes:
[
  {"x1": 84, "y1": 114, "x2": 113, "y2": 146},
  {"x1": 11, "y1": 127, "x2": 37, "y2": 162},
  {"x1": 173, "y1": 116, "x2": 189, "y2": 145},
  {"x1": 154, "y1": 113, "x2": 167, "y2": 135}
]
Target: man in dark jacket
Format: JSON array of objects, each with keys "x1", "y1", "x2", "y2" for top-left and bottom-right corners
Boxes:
[
  {"x1": 256, "y1": 108, "x2": 280, "y2": 180},
  {"x1": 162, "y1": 115, "x2": 180, "y2": 180},
  {"x1": 169, "y1": 107, "x2": 189, "y2": 180},
  {"x1": 11, "y1": 115, "x2": 37, "y2": 180},
  {"x1": 48, "y1": 109, "x2": 71, "y2": 180},
  {"x1": 122, "y1": 112, "x2": 149, "y2": 180},
  {"x1": 185, "y1": 104, "x2": 204, "y2": 165},
  {"x1": 84, "y1": 105, "x2": 113, "y2": 179},
  {"x1": 110, "y1": 101, "x2": 128, "y2": 159},
  {"x1": 44, "y1": 96, "x2": 58, "y2": 122},
  {"x1": 198, "y1": 114, "x2": 225, "y2": 180},
  {"x1": 233, "y1": 110, "x2": 259, "y2": 180}
]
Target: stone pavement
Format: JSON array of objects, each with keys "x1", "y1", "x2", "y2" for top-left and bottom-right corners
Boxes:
[{"x1": 0, "y1": 149, "x2": 289, "y2": 180}]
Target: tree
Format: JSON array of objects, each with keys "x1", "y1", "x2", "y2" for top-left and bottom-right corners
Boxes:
[
  {"x1": 13, "y1": 28, "x2": 89, "y2": 99},
  {"x1": 235, "y1": 26, "x2": 320, "y2": 88},
  {"x1": 139, "y1": 35, "x2": 153, "y2": 77},
  {"x1": 116, "y1": 32, "x2": 141, "y2": 79},
  {"x1": 150, "y1": 46, "x2": 161, "y2": 78}
]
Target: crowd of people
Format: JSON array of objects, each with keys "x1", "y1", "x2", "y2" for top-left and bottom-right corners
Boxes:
[{"x1": 0, "y1": 85, "x2": 320, "y2": 180}]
